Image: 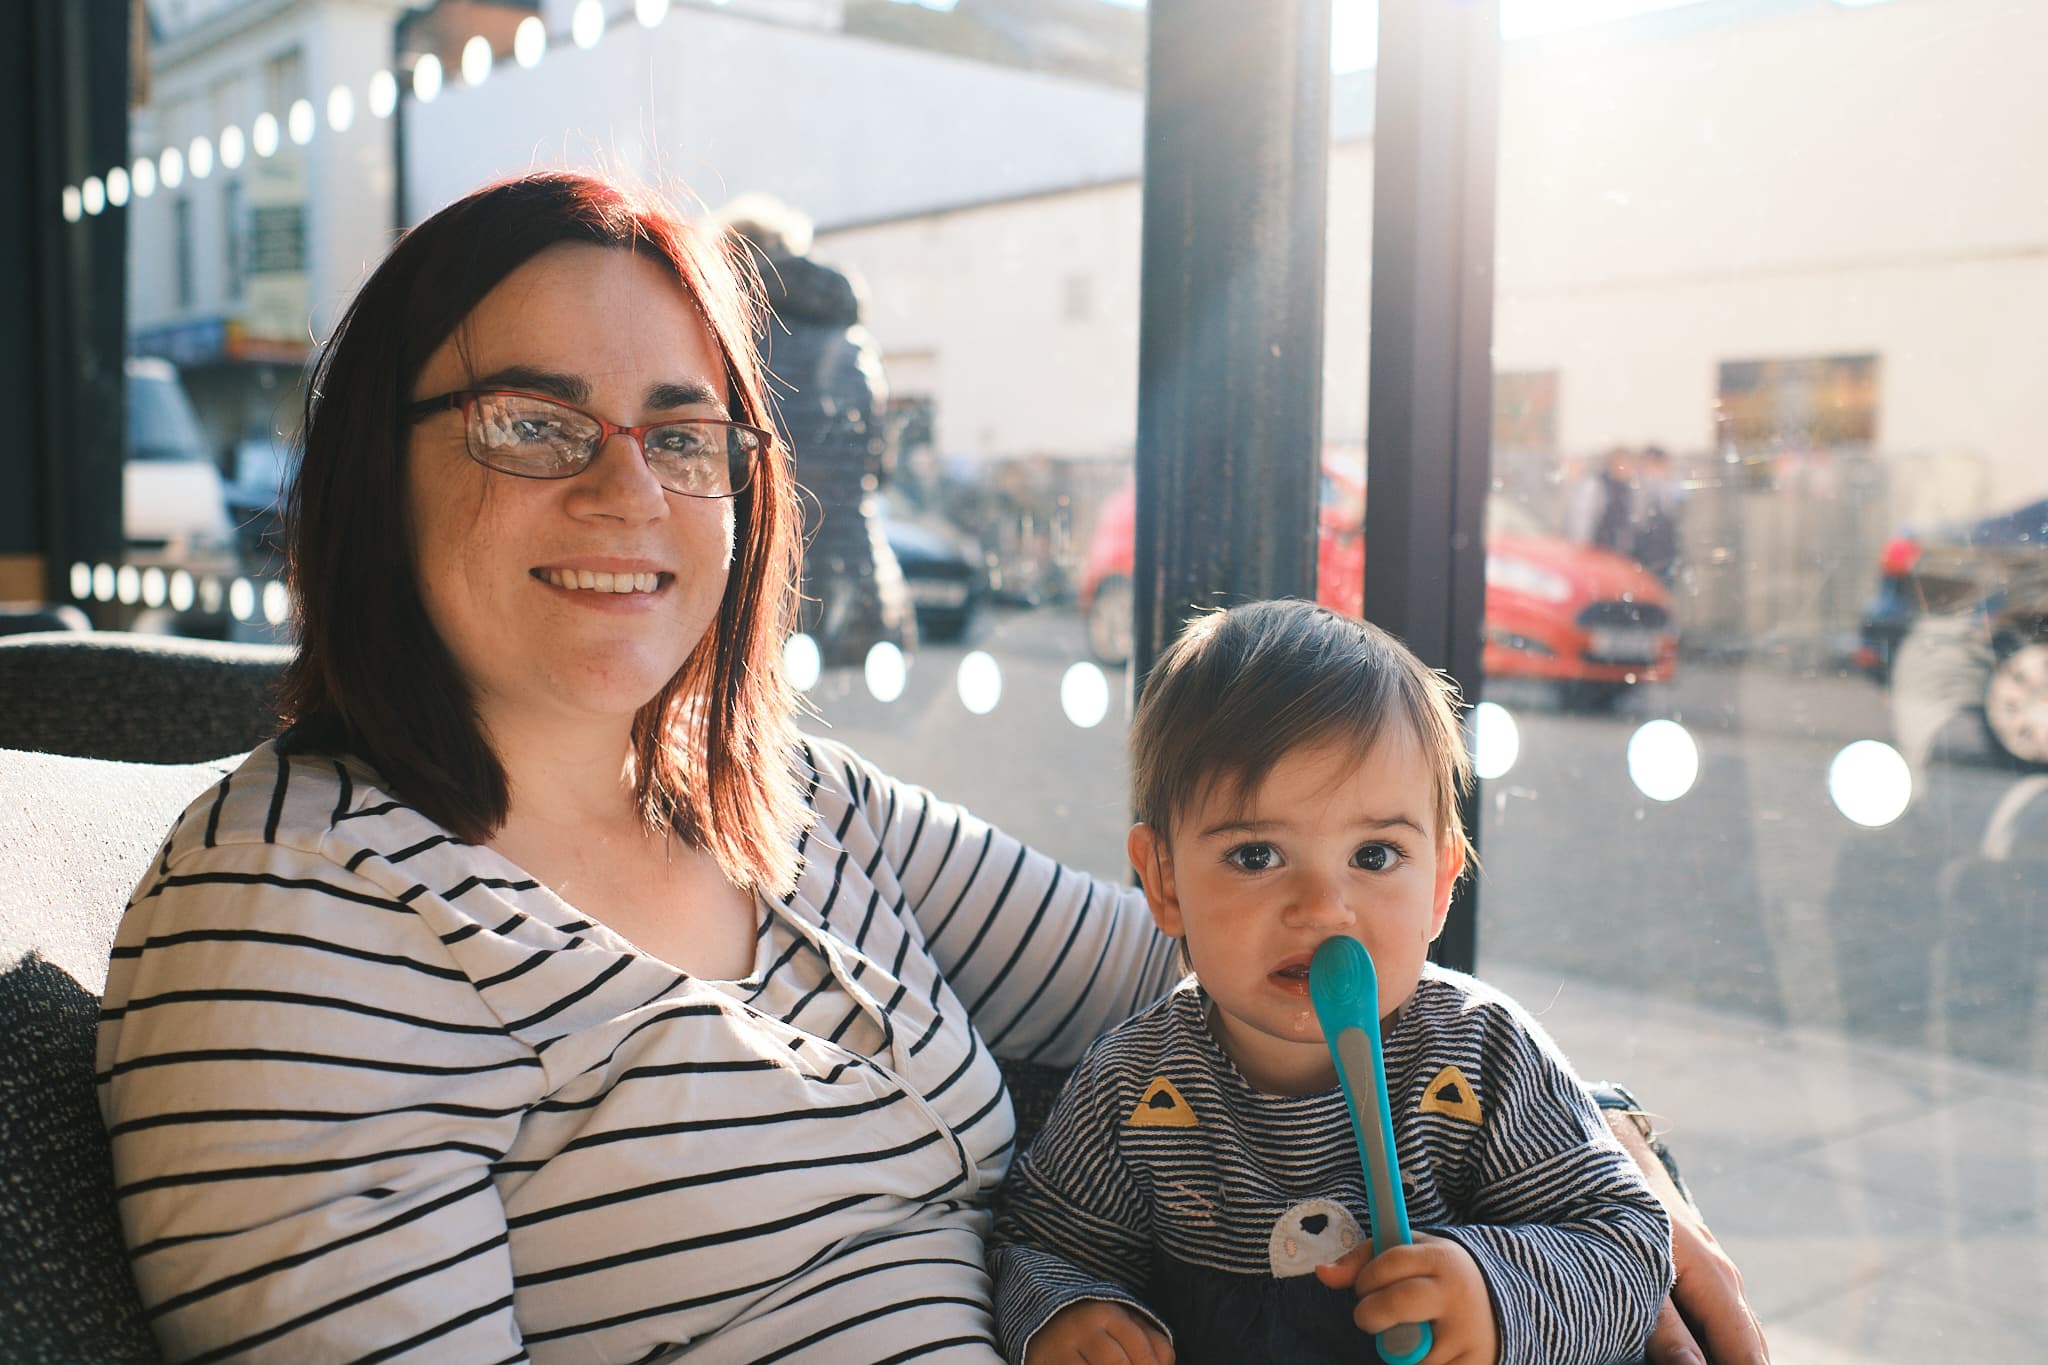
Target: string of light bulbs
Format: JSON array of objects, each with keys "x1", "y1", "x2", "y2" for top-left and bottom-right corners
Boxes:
[{"x1": 59, "y1": 0, "x2": 706, "y2": 223}]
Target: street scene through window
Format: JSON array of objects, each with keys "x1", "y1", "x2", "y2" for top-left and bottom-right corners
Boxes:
[{"x1": 20, "y1": 1, "x2": 2046, "y2": 1360}]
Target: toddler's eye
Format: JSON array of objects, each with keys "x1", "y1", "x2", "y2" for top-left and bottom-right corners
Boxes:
[
  {"x1": 1353, "y1": 843, "x2": 1403, "y2": 872},
  {"x1": 1224, "y1": 843, "x2": 1279, "y2": 872}
]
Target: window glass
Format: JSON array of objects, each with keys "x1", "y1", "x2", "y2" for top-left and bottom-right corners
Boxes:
[
  {"x1": 1469, "y1": 2, "x2": 2048, "y2": 1359},
  {"x1": 111, "y1": 0, "x2": 1160, "y2": 871}
]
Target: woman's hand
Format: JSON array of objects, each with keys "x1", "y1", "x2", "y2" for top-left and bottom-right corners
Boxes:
[
  {"x1": 1604, "y1": 1110, "x2": 1771, "y2": 1365},
  {"x1": 1314, "y1": 1233, "x2": 1499, "y2": 1365},
  {"x1": 1024, "y1": 1300, "x2": 1175, "y2": 1365}
]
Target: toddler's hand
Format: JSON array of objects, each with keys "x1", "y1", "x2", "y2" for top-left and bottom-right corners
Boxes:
[
  {"x1": 1314, "y1": 1233, "x2": 1499, "y2": 1364},
  {"x1": 1023, "y1": 1299, "x2": 1175, "y2": 1365}
]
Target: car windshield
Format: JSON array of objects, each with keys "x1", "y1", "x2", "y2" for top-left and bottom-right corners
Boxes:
[{"x1": 126, "y1": 369, "x2": 213, "y2": 464}]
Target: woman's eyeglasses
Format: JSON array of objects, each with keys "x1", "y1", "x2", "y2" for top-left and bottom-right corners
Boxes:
[{"x1": 407, "y1": 389, "x2": 772, "y2": 499}]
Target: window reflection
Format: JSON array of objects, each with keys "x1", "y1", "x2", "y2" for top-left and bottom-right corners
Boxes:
[
  {"x1": 1468, "y1": 2, "x2": 2048, "y2": 1357},
  {"x1": 76, "y1": 4, "x2": 2047, "y2": 1356}
]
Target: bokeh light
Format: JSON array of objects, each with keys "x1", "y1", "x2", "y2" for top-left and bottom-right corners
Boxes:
[
  {"x1": 413, "y1": 54, "x2": 444, "y2": 103},
  {"x1": 514, "y1": 16, "x2": 547, "y2": 67},
  {"x1": 1472, "y1": 701, "x2": 1521, "y2": 782},
  {"x1": 1061, "y1": 662, "x2": 1111, "y2": 730},
  {"x1": 573, "y1": 0, "x2": 606, "y2": 49},
  {"x1": 1626, "y1": 719, "x2": 1700, "y2": 803},
  {"x1": 1829, "y1": 739, "x2": 1913, "y2": 828},
  {"x1": 783, "y1": 633, "x2": 821, "y2": 692},
  {"x1": 368, "y1": 70, "x2": 399, "y2": 119},
  {"x1": 461, "y1": 35, "x2": 493, "y2": 87},
  {"x1": 956, "y1": 651, "x2": 1002, "y2": 715},
  {"x1": 864, "y1": 641, "x2": 907, "y2": 703}
]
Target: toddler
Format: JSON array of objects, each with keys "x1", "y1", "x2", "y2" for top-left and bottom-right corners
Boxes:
[{"x1": 991, "y1": 600, "x2": 1672, "y2": 1365}]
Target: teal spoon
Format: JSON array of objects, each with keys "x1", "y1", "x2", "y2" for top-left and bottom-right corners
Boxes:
[{"x1": 1309, "y1": 935, "x2": 1433, "y2": 1365}]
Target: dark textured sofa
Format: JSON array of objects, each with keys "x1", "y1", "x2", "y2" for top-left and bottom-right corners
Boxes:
[
  {"x1": 0, "y1": 629, "x2": 1076, "y2": 1361},
  {"x1": 1, "y1": 631, "x2": 288, "y2": 1362}
]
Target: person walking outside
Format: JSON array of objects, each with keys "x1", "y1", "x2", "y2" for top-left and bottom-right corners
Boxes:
[{"x1": 719, "y1": 193, "x2": 916, "y2": 665}]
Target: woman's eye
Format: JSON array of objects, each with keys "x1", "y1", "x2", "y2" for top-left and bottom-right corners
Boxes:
[
  {"x1": 1224, "y1": 843, "x2": 1278, "y2": 872},
  {"x1": 1353, "y1": 843, "x2": 1403, "y2": 873},
  {"x1": 649, "y1": 426, "x2": 714, "y2": 456}
]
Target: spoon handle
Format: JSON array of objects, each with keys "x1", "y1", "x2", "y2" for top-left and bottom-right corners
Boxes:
[{"x1": 1309, "y1": 935, "x2": 1434, "y2": 1365}]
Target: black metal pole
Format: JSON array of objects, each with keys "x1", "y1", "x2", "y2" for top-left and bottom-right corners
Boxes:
[
  {"x1": 9, "y1": 1, "x2": 131, "y2": 623},
  {"x1": 1364, "y1": 0, "x2": 1501, "y2": 973},
  {"x1": 1131, "y1": 0, "x2": 1333, "y2": 697}
]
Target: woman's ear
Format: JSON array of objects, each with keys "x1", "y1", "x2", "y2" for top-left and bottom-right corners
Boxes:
[{"x1": 1126, "y1": 822, "x2": 1184, "y2": 940}]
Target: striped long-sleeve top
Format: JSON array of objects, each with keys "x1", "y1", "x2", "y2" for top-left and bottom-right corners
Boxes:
[
  {"x1": 990, "y1": 970, "x2": 1673, "y2": 1365},
  {"x1": 95, "y1": 735, "x2": 1184, "y2": 1363}
]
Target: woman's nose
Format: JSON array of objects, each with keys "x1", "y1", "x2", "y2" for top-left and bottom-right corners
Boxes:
[{"x1": 572, "y1": 431, "x2": 669, "y2": 519}]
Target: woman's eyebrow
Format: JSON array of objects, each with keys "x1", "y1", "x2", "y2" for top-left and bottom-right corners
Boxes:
[
  {"x1": 474, "y1": 365, "x2": 587, "y2": 402},
  {"x1": 465, "y1": 369, "x2": 720, "y2": 412},
  {"x1": 645, "y1": 380, "x2": 723, "y2": 410}
]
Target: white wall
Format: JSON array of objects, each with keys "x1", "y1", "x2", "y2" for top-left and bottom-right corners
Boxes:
[
  {"x1": 402, "y1": 4, "x2": 1143, "y2": 231},
  {"x1": 823, "y1": 182, "x2": 1144, "y2": 461},
  {"x1": 817, "y1": 0, "x2": 2048, "y2": 516}
]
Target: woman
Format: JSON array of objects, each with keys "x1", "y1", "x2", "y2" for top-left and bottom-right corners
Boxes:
[{"x1": 97, "y1": 173, "x2": 1764, "y2": 1363}]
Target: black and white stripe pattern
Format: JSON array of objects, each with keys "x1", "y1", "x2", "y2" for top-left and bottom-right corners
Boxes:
[
  {"x1": 991, "y1": 970, "x2": 1673, "y2": 1365},
  {"x1": 97, "y1": 736, "x2": 1182, "y2": 1362}
]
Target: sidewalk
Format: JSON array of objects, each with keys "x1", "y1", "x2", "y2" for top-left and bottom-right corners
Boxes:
[{"x1": 1486, "y1": 963, "x2": 2048, "y2": 1363}]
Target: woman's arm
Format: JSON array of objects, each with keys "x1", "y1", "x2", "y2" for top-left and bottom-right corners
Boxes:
[
  {"x1": 801, "y1": 737, "x2": 1184, "y2": 1064},
  {"x1": 989, "y1": 1046, "x2": 1167, "y2": 1363},
  {"x1": 98, "y1": 838, "x2": 535, "y2": 1361},
  {"x1": 1601, "y1": 1106, "x2": 1771, "y2": 1365}
]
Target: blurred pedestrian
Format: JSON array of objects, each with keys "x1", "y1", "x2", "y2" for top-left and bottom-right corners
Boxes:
[
  {"x1": 1631, "y1": 445, "x2": 1683, "y2": 585},
  {"x1": 719, "y1": 193, "x2": 915, "y2": 665}
]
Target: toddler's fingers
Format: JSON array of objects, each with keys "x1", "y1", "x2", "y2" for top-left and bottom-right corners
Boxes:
[
  {"x1": 1098, "y1": 1310, "x2": 1173, "y2": 1365},
  {"x1": 1353, "y1": 1272, "x2": 1447, "y2": 1337},
  {"x1": 1313, "y1": 1239, "x2": 1377, "y2": 1290}
]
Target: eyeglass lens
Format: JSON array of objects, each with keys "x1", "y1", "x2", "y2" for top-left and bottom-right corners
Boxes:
[{"x1": 467, "y1": 392, "x2": 755, "y2": 497}]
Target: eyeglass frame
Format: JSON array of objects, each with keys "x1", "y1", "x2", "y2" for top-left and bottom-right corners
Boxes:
[{"x1": 405, "y1": 388, "x2": 775, "y2": 499}]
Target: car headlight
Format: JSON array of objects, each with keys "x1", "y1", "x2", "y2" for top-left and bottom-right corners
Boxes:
[{"x1": 1486, "y1": 555, "x2": 1573, "y2": 604}]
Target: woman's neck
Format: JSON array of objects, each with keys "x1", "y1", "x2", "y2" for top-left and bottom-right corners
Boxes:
[{"x1": 484, "y1": 705, "x2": 645, "y2": 837}]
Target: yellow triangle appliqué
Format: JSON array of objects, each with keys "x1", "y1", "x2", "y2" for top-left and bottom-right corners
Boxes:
[
  {"x1": 1128, "y1": 1076, "x2": 1199, "y2": 1128},
  {"x1": 1417, "y1": 1065, "x2": 1483, "y2": 1125}
]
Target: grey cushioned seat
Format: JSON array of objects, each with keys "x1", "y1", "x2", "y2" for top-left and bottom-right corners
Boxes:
[
  {"x1": 0, "y1": 631, "x2": 289, "y2": 763},
  {"x1": 1, "y1": 747, "x2": 233, "y2": 1363}
]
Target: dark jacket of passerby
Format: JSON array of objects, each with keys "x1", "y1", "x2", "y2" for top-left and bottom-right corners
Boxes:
[{"x1": 751, "y1": 245, "x2": 915, "y2": 665}]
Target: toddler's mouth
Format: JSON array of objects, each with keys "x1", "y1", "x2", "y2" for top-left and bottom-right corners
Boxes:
[{"x1": 1271, "y1": 960, "x2": 1314, "y2": 993}]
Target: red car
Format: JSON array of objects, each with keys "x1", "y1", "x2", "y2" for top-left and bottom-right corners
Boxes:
[{"x1": 1078, "y1": 456, "x2": 1677, "y2": 708}]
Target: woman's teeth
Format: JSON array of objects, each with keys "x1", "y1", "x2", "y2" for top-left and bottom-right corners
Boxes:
[{"x1": 541, "y1": 569, "x2": 660, "y2": 594}]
